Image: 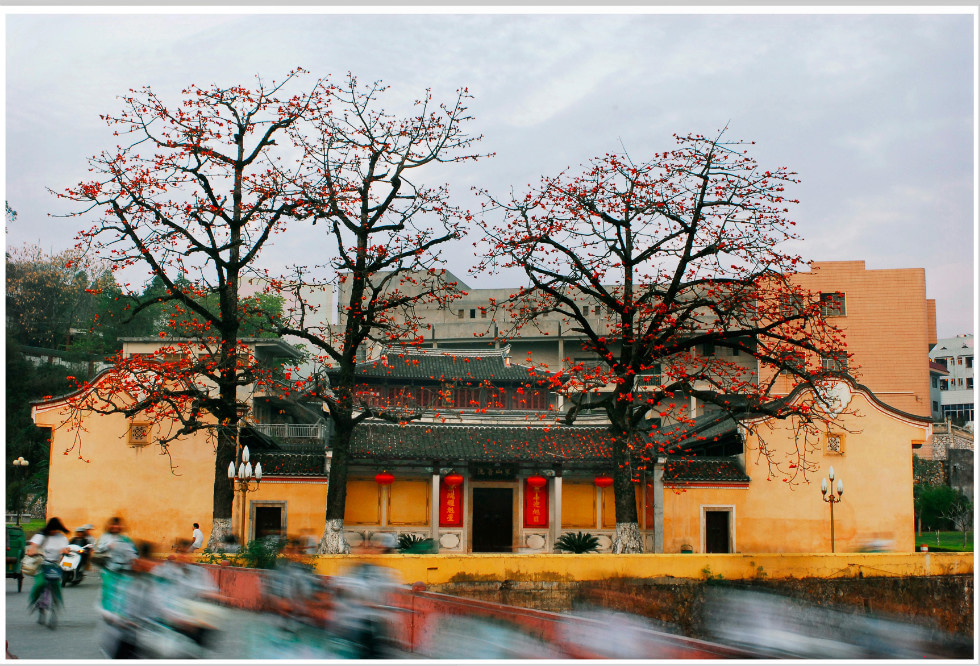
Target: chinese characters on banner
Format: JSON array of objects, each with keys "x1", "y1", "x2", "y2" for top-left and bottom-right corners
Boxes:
[
  {"x1": 439, "y1": 482, "x2": 463, "y2": 526},
  {"x1": 523, "y1": 479, "x2": 549, "y2": 527}
]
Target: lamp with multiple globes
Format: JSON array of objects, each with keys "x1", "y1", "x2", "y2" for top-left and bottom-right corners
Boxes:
[
  {"x1": 12, "y1": 457, "x2": 29, "y2": 526},
  {"x1": 820, "y1": 465, "x2": 844, "y2": 553},
  {"x1": 227, "y1": 445, "x2": 261, "y2": 546}
]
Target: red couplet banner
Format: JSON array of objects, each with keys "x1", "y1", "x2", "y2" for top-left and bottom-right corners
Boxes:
[
  {"x1": 439, "y1": 483, "x2": 463, "y2": 527},
  {"x1": 523, "y1": 479, "x2": 549, "y2": 527}
]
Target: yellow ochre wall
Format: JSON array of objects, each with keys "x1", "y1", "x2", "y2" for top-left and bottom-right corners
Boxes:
[
  {"x1": 32, "y1": 397, "x2": 216, "y2": 549},
  {"x1": 663, "y1": 388, "x2": 923, "y2": 554},
  {"x1": 304, "y1": 552, "x2": 973, "y2": 585},
  {"x1": 242, "y1": 479, "x2": 328, "y2": 541}
]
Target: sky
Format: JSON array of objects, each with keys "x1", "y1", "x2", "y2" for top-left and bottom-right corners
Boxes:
[{"x1": 3, "y1": 8, "x2": 977, "y2": 338}]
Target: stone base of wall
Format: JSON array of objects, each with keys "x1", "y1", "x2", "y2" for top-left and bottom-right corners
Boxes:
[{"x1": 430, "y1": 575, "x2": 974, "y2": 639}]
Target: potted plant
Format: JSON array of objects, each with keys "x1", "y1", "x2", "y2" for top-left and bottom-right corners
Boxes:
[{"x1": 554, "y1": 531, "x2": 600, "y2": 553}]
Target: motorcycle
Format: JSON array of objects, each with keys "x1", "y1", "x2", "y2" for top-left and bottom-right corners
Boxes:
[{"x1": 60, "y1": 543, "x2": 90, "y2": 587}]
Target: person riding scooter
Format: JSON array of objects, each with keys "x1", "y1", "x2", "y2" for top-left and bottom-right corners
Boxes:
[{"x1": 70, "y1": 525, "x2": 95, "y2": 571}]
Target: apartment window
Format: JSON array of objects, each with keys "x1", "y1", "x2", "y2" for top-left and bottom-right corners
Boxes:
[
  {"x1": 932, "y1": 376, "x2": 938, "y2": 388},
  {"x1": 821, "y1": 353, "x2": 847, "y2": 373},
  {"x1": 594, "y1": 307, "x2": 601, "y2": 317},
  {"x1": 780, "y1": 293, "x2": 805, "y2": 318},
  {"x1": 967, "y1": 378, "x2": 974, "y2": 390},
  {"x1": 470, "y1": 309, "x2": 476, "y2": 319},
  {"x1": 966, "y1": 356, "x2": 973, "y2": 368},
  {"x1": 819, "y1": 292, "x2": 846, "y2": 317},
  {"x1": 957, "y1": 357, "x2": 963, "y2": 366},
  {"x1": 129, "y1": 422, "x2": 151, "y2": 447},
  {"x1": 702, "y1": 343, "x2": 715, "y2": 357},
  {"x1": 942, "y1": 403, "x2": 975, "y2": 423},
  {"x1": 457, "y1": 309, "x2": 464, "y2": 319},
  {"x1": 957, "y1": 378, "x2": 964, "y2": 388},
  {"x1": 480, "y1": 308, "x2": 487, "y2": 319},
  {"x1": 583, "y1": 306, "x2": 590, "y2": 315},
  {"x1": 939, "y1": 379, "x2": 949, "y2": 391},
  {"x1": 933, "y1": 401, "x2": 939, "y2": 412}
]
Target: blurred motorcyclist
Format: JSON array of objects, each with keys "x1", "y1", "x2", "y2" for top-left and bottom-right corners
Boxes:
[
  {"x1": 94, "y1": 517, "x2": 138, "y2": 572},
  {"x1": 70, "y1": 524, "x2": 95, "y2": 571}
]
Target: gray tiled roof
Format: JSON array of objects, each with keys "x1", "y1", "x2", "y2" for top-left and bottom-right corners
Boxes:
[
  {"x1": 347, "y1": 412, "x2": 742, "y2": 464},
  {"x1": 662, "y1": 457, "x2": 750, "y2": 483},
  {"x1": 349, "y1": 422, "x2": 615, "y2": 463},
  {"x1": 340, "y1": 348, "x2": 545, "y2": 384}
]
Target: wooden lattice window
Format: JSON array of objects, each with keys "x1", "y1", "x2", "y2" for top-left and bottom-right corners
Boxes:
[{"x1": 129, "y1": 423, "x2": 151, "y2": 447}]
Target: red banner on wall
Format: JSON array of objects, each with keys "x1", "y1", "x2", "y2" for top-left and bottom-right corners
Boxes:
[
  {"x1": 439, "y1": 483, "x2": 463, "y2": 527},
  {"x1": 523, "y1": 480, "x2": 549, "y2": 528}
]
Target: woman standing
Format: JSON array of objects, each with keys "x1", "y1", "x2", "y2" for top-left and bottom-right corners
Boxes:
[{"x1": 26, "y1": 517, "x2": 71, "y2": 611}]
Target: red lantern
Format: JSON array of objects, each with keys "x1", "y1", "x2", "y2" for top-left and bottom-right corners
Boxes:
[
  {"x1": 594, "y1": 475, "x2": 614, "y2": 488},
  {"x1": 527, "y1": 475, "x2": 547, "y2": 489},
  {"x1": 375, "y1": 471, "x2": 394, "y2": 486},
  {"x1": 443, "y1": 473, "x2": 463, "y2": 488}
]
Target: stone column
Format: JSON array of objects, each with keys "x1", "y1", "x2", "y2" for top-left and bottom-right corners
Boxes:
[
  {"x1": 653, "y1": 456, "x2": 665, "y2": 553},
  {"x1": 430, "y1": 471, "x2": 440, "y2": 543},
  {"x1": 550, "y1": 474, "x2": 563, "y2": 552}
]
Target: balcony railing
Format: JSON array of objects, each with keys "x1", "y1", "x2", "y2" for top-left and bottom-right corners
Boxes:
[{"x1": 251, "y1": 423, "x2": 328, "y2": 442}]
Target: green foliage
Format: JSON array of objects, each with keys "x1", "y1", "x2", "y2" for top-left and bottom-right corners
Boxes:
[
  {"x1": 199, "y1": 536, "x2": 286, "y2": 569},
  {"x1": 701, "y1": 566, "x2": 724, "y2": 581},
  {"x1": 915, "y1": 484, "x2": 970, "y2": 531},
  {"x1": 554, "y1": 531, "x2": 600, "y2": 553},
  {"x1": 917, "y1": 531, "x2": 974, "y2": 552},
  {"x1": 239, "y1": 537, "x2": 287, "y2": 569},
  {"x1": 397, "y1": 533, "x2": 437, "y2": 553},
  {"x1": 5, "y1": 337, "x2": 77, "y2": 514}
]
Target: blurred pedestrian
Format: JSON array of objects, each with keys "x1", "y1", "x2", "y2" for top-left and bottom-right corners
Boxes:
[
  {"x1": 190, "y1": 523, "x2": 204, "y2": 552},
  {"x1": 94, "y1": 516, "x2": 138, "y2": 572}
]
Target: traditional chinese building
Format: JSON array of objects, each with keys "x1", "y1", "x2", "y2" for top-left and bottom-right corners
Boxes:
[{"x1": 33, "y1": 343, "x2": 927, "y2": 554}]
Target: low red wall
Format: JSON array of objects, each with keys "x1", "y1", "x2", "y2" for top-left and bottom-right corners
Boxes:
[
  {"x1": 193, "y1": 562, "x2": 742, "y2": 657},
  {"x1": 199, "y1": 563, "x2": 267, "y2": 611}
]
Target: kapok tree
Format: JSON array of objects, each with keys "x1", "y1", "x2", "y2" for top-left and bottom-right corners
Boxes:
[
  {"x1": 264, "y1": 75, "x2": 485, "y2": 553},
  {"x1": 55, "y1": 70, "x2": 329, "y2": 548},
  {"x1": 477, "y1": 130, "x2": 850, "y2": 553}
]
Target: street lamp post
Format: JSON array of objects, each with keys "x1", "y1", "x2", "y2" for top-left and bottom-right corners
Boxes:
[
  {"x1": 11, "y1": 457, "x2": 29, "y2": 525},
  {"x1": 820, "y1": 465, "x2": 844, "y2": 553},
  {"x1": 227, "y1": 445, "x2": 261, "y2": 548}
]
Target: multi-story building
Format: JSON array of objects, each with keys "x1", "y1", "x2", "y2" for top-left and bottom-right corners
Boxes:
[
  {"x1": 928, "y1": 334, "x2": 975, "y2": 428},
  {"x1": 371, "y1": 261, "x2": 939, "y2": 421}
]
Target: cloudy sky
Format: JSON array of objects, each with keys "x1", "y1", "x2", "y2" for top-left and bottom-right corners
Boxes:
[{"x1": 4, "y1": 8, "x2": 976, "y2": 337}]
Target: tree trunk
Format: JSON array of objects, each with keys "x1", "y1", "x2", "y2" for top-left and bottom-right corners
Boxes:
[
  {"x1": 208, "y1": 433, "x2": 236, "y2": 551},
  {"x1": 612, "y1": 427, "x2": 643, "y2": 554},
  {"x1": 318, "y1": 421, "x2": 352, "y2": 554},
  {"x1": 613, "y1": 522, "x2": 643, "y2": 554}
]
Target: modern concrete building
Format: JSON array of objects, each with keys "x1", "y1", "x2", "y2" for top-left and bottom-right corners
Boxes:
[
  {"x1": 928, "y1": 334, "x2": 975, "y2": 429},
  {"x1": 362, "y1": 262, "x2": 940, "y2": 421}
]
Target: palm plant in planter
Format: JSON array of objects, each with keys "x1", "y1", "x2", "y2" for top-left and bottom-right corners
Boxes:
[
  {"x1": 397, "y1": 533, "x2": 437, "y2": 553},
  {"x1": 554, "y1": 531, "x2": 600, "y2": 553}
]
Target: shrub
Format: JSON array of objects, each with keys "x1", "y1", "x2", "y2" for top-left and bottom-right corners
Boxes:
[
  {"x1": 397, "y1": 533, "x2": 437, "y2": 553},
  {"x1": 554, "y1": 531, "x2": 599, "y2": 553}
]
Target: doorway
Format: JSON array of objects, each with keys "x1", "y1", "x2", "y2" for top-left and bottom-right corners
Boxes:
[
  {"x1": 704, "y1": 509, "x2": 732, "y2": 553},
  {"x1": 471, "y1": 487, "x2": 514, "y2": 552},
  {"x1": 252, "y1": 504, "x2": 284, "y2": 541}
]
